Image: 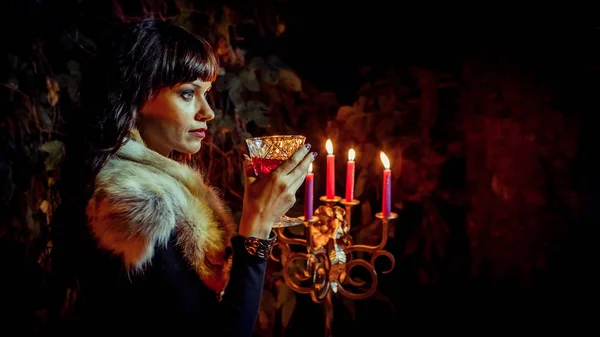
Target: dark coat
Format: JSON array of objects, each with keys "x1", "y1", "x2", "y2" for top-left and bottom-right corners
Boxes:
[
  {"x1": 63, "y1": 131, "x2": 267, "y2": 336},
  {"x1": 71, "y1": 232, "x2": 266, "y2": 336}
]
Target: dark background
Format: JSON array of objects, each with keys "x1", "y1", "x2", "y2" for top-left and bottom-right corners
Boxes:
[{"x1": 3, "y1": 0, "x2": 600, "y2": 335}]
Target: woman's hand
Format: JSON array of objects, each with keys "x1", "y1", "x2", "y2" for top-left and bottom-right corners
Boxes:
[{"x1": 238, "y1": 144, "x2": 316, "y2": 239}]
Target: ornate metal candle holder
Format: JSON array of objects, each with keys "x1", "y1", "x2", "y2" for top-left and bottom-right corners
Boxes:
[{"x1": 270, "y1": 195, "x2": 396, "y2": 337}]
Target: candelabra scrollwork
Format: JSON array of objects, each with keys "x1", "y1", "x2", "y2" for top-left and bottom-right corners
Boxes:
[{"x1": 270, "y1": 195, "x2": 396, "y2": 336}]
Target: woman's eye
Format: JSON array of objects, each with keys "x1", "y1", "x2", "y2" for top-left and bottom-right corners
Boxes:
[{"x1": 180, "y1": 90, "x2": 195, "y2": 101}]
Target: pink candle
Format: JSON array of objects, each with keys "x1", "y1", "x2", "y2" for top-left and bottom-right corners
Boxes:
[
  {"x1": 304, "y1": 163, "x2": 314, "y2": 220},
  {"x1": 380, "y1": 152, "x2": 391, "y2": 217},
  {"x1": 345, "y1": 149, "x2": 355, "y2": 202},
  {"x1": 326, "y1": 139, "x2": 335, "y2": 199}
]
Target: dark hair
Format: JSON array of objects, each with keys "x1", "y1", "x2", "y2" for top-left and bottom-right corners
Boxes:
[
  {"x1": 50, "y1": 18, "x2": 219, "y2": 314},
  {"x1": 69, "y1": 18, "x2": 218, "y2": 198}
]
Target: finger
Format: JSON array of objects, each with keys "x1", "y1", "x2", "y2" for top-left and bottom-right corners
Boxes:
[
  {"x1": 272, "y1": 143, "x2": 311, "y2": 176},
  {"x1": 288, "y1": 151, "x2": 316, "y2": 188},
  {"x1": 289, "y1": 170, "x2": 308, "y2": 193},
  {"x1": 243, "y1": 154, "x2": 257, "y2": 184}
]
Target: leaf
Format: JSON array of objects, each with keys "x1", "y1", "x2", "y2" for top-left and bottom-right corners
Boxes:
[
  {"x1": 247, "y1": 56, "x2": 266, "y2": 71},
  {"x1": 260, "y1": 66, "x2": 280, "y2": 85},
  {"x1": 228, "y1": 76, "x2": 245, "y2": 108},
  {"x1": 343, "y1": 113, "x2": 370, "y2": 143},
  {"x1": 353, "y1": 96, "x2": 367, "y2": 114},
  {"x1": 376, "y1": 87, "x2": 397, "y2": 113},
  {"x1": 262, "y1": 84, "x2": 282, "y2": 104},
  {"x1": 336, "y1": 105, "x2": 355, "y2": 121},
  {"x1": 39, "y1": 140, "x2": 65, "y2": 171},
  {"x1": 276, "y1": 22, "x2": 286, "y2": 36},
  {"x1": 209, "y1": 109, "x2": 236, "y2": 134},
  {"x1": 233, "y1": 48, "x2": 247, "y2": 66},
  {"x1": 237, "y1": 101, "x2": 270, "y2": 127},
  {"x1": 421, "y1": 148, "x2": 446, "y2": 166},
  {"x1": 239, "y1": 69, "x2": 260, "y2": 92},
  {"x1": 46, "y1": 77, "x2": 60, "y2": 107},
  {"x1": 267, "y1": 56, "x2": 292, "y2": 70},
  {"x1": 278, "y1": 69, "x2": 302, "y2": 92},
  {"x1": 276, "y1": 283, "x2": 296, "y2": 329},
  {"x1": 36, "y1": 106, "x2": 53, "y2": 129},
  {"x1": 55, "y1": 74, "x2": 79, "y2": 102},
  {"x1": 39, "y1": 200, "x2": 51, "y2": 224},
  {"x1": 26, "y1": 200, "x2": 39, "y2": 237},
  {"x1": 374, "y1": 114, "x2": 397, "y2": 144},
  {"x1": 5, "y1": 77, "x2": 18, "y2": 90},
  {"x1": 215, "y1": 73, "x2": 237, "y2": 92},
  {"x1": 66, "y1": 60, "x2": 80, "y2": 75}
]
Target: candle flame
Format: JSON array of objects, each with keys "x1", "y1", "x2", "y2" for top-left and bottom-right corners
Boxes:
[
  {"x1": 348, "y1": 148, "x2": 355, "y2": 161},
  {"x1": 325, "y1": 139, "x2": 333, "y2": 155},
  {"x1": 380, "y1": 151, "x2": 390, "y2": 170},
  {"x1": 308, "y1": 162, "x2": 313, "y2": 173}
]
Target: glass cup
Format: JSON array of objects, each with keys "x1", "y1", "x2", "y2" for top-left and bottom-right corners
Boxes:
[{"x1": 245, "y1": 135, "x2": 306, "y2": 228}]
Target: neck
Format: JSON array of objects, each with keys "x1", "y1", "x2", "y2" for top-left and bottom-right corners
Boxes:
[{"x1": 136, "y1": 129, "x2": 171, "y2": 157}]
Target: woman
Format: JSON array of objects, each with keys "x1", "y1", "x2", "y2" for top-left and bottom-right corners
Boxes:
[{"x1": 50, "y1": 18, "x2": 315, "y2": 336}]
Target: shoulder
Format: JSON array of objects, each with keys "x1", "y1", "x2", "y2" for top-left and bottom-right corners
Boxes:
[{"x1": 86, "y1": 154, "x2": 186, "y2": 273}]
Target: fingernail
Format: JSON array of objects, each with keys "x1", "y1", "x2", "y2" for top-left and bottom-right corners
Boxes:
[
  {"x1": 305, "y1": 143, "x2": 311, "y2": 150},
  {"x1": 312, "y1": 152, "x2": 318, "y2": 158}
]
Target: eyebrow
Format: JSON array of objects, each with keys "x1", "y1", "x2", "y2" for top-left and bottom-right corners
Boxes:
[{"x1": 191, "y1": 83, "x2": 212, "y2": 91}]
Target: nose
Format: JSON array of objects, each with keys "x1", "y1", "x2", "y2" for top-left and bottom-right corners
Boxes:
[{"x1": 195, "y1": 99, "x2": 215, "y2": 122}]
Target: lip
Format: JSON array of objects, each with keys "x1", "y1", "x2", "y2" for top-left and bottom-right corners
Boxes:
[{"x1": 189, "y1": 128, "x2": 206, "y2": 138}]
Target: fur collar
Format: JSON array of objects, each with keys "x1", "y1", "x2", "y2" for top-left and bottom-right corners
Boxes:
[{"x1": 86, "y1": 130, "x2": 236, "y2": 293}]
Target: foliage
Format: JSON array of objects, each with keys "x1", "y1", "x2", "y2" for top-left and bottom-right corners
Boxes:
[{"x1": 1, "y1": 0, "x2": 345, "y2": 334}]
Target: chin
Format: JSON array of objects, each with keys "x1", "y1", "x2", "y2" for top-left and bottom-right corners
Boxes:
[{"x1": 177, "y1": 141, "x2": 202, "y2": 154}]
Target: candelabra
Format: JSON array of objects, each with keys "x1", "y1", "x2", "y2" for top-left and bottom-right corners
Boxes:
[{"x1": 270, "y1": 195, "x2": 396, "y2": 337}]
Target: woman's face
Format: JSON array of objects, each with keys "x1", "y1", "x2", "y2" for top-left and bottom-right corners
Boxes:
[{"x1": 138, "y1": 79, "x2": 214, "y2": 156}]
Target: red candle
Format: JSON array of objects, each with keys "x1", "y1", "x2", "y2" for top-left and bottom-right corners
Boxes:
[
  {"x1": 326, "y1": 139, "x2": 335, "y2": 199},
  {"x1": 380, "y1": 152, "x2": 391, "y2": 217},
  {"x1": 304, "y1": 163, "x2": 314, "y2": 220},
  {"x1": 345, "y1": 149, "x2": 355, "y2": 202}
]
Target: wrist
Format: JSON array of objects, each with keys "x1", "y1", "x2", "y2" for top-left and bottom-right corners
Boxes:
[
  {"x1": 231, "y1": 231, "x2": 277, "y2": 261},
  {"x1": 239, "y1": 214, "x2": 271, "y2": 239}
]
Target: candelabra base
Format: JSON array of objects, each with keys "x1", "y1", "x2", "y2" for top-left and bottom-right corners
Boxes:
[
  {"x1": 319, "y1": 195, "x2": 342, "y2": 204},
  {"x1": 272, "y1": 195, "x2": 397, "y2": 337},
  {"x1": 376, "y1": 212, "x2": 398, "y2": 220}
]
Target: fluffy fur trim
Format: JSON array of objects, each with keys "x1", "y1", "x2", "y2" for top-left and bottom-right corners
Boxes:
[{"x1": 86, "y1": 130, "x2": 236, "y2": 293}]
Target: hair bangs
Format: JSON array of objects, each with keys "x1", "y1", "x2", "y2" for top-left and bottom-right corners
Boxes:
[{"x1": 159, "y1": 32, "x2": 219, "y2": 88}]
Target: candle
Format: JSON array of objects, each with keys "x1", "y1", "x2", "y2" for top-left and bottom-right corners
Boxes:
[
  {"x1": 304, "y1": 163, "x2": 314, "y2": 220},
  {"x1": 345, "y1": 149, "x2": 355, "y2": 202},
  {"x1": 380, "y1": 152, "x2": 391, "y2": 217},
  {"x1": 326, "y1": 139, "x2": 335, "y2": 199}
]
